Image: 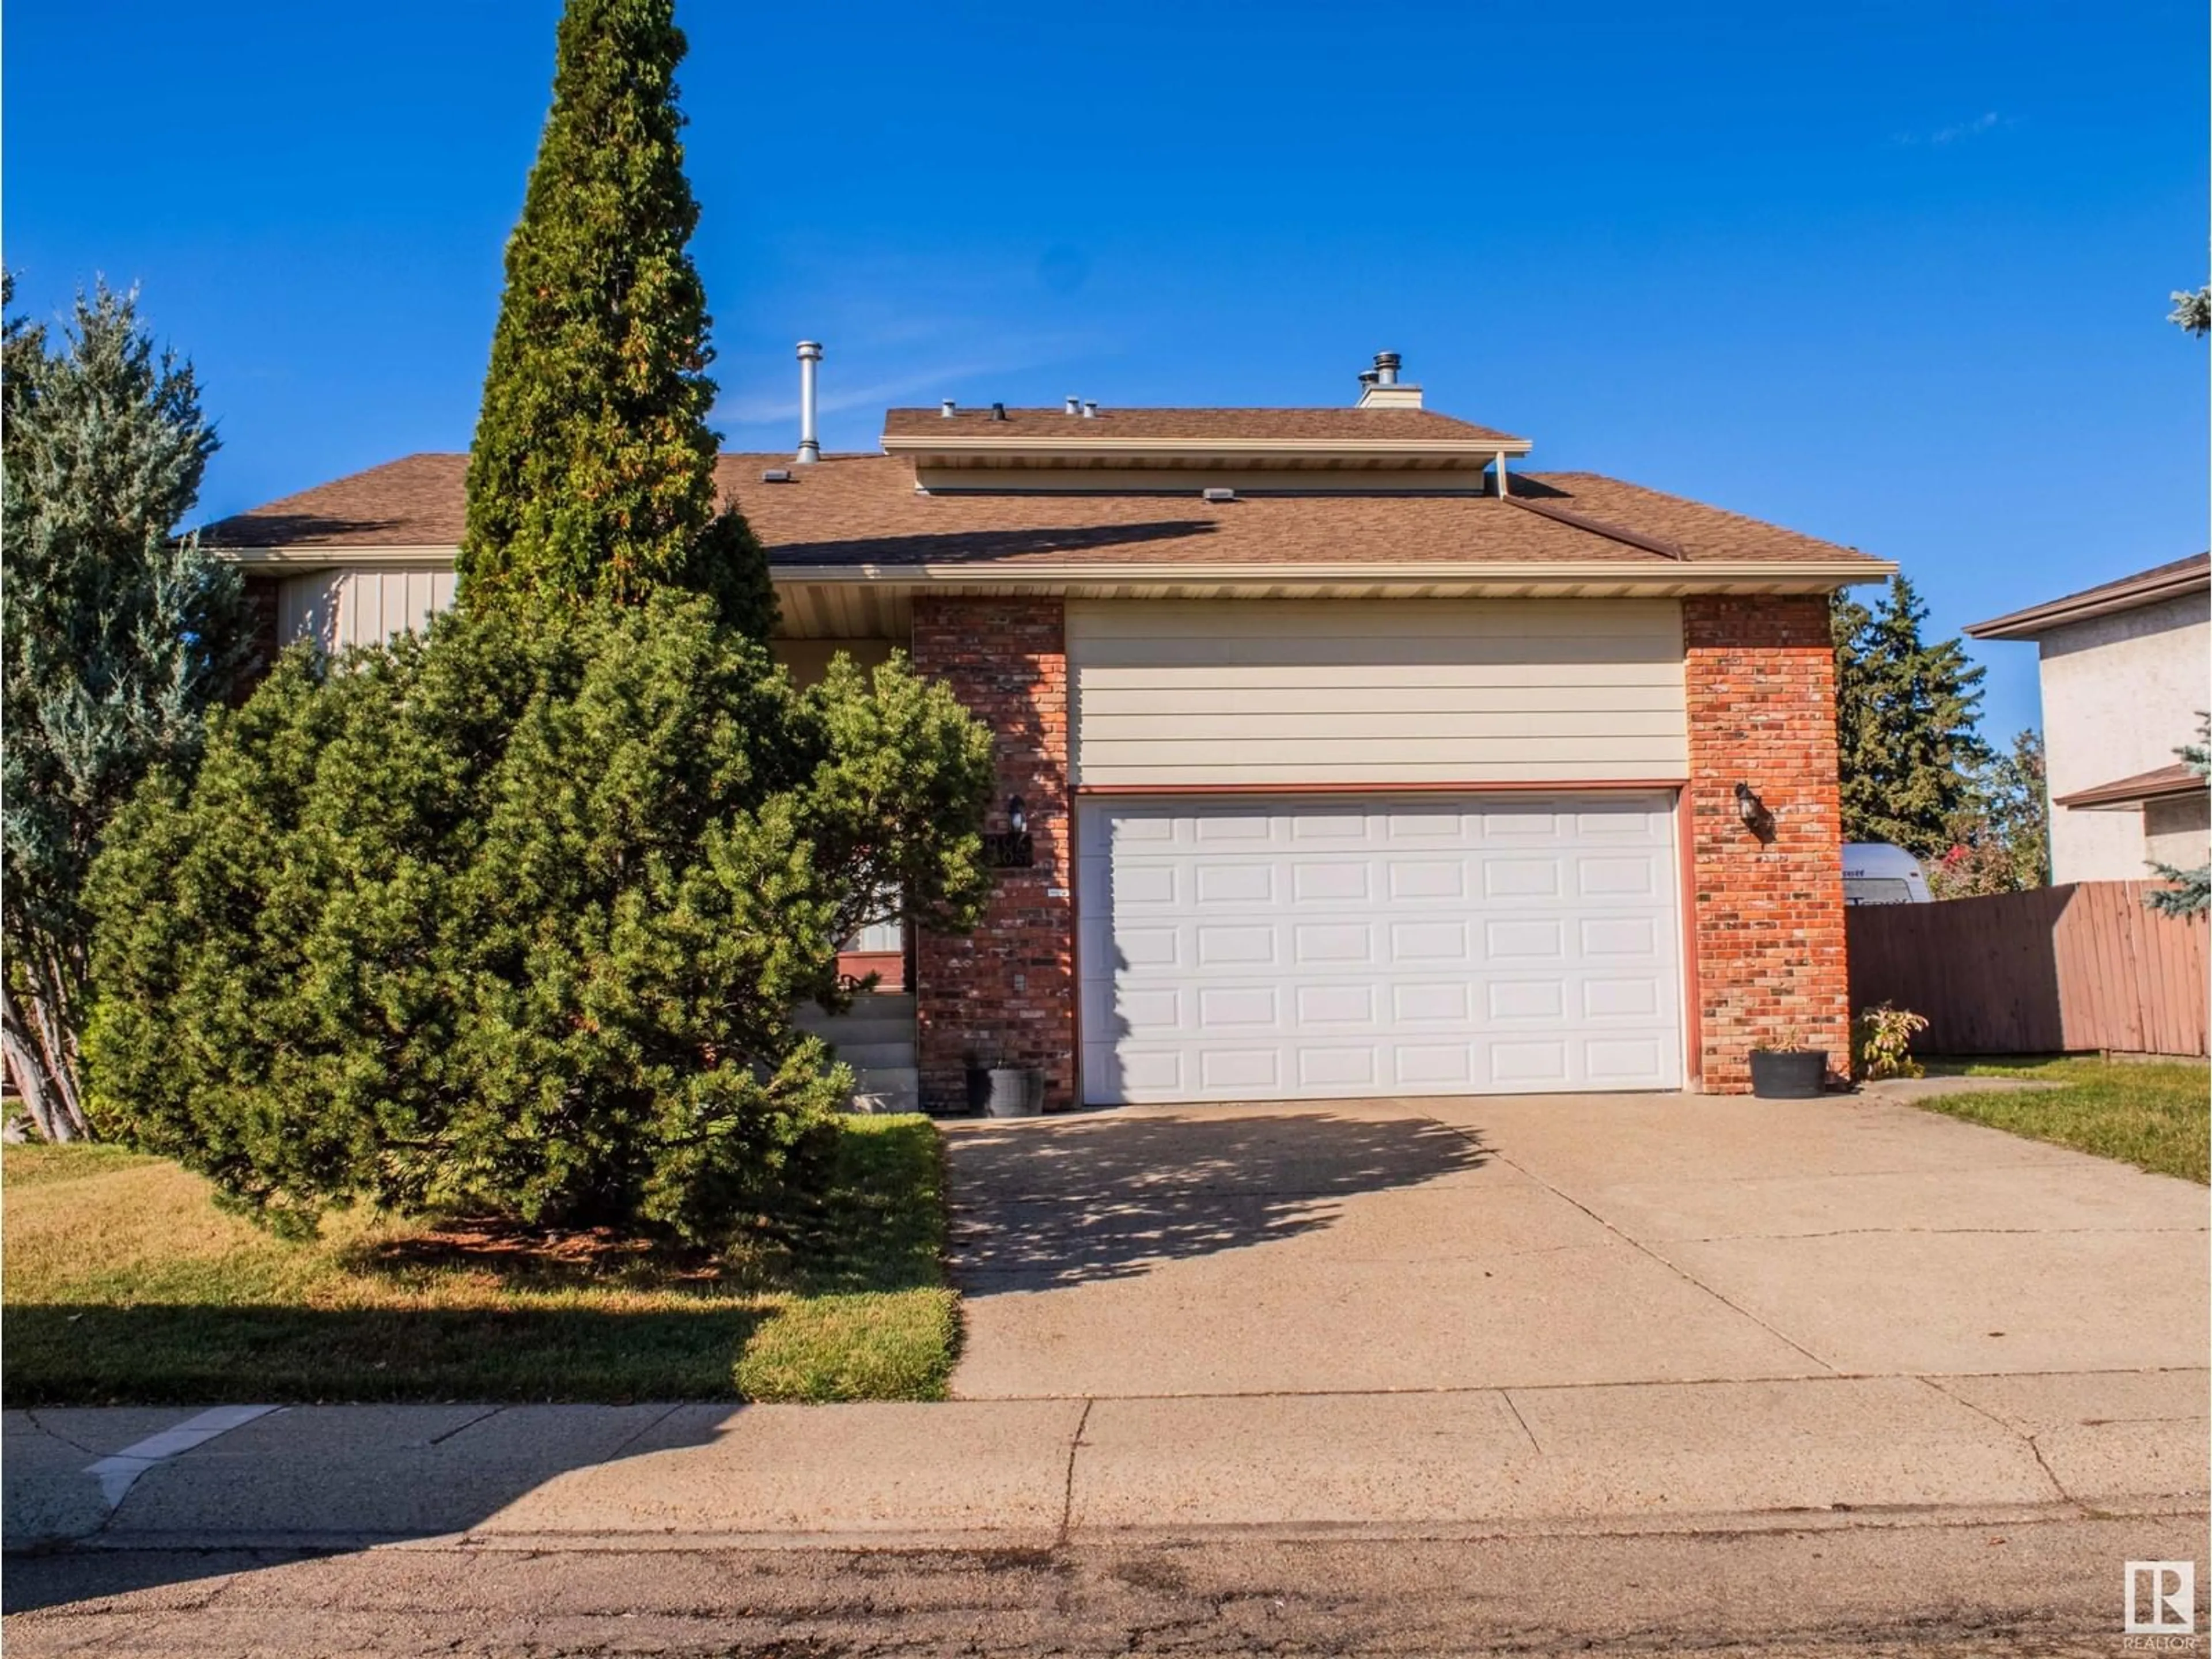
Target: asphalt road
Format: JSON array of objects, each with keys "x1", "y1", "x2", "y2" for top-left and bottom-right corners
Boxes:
[{"x1": 7, "y1": 1512, "x2": 2203, "y2": 1656}]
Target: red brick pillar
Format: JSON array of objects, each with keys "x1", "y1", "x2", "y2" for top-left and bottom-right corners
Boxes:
[
  {"x1": 236, "y1": 575, "x2": 283, "y2": 698},
  {"x1": 1682, "y1": 595, "x2": 1851, "y2": 1092},
  {"x1": 908, "y1": 597, "x2": 1076, "y2": 1111}
]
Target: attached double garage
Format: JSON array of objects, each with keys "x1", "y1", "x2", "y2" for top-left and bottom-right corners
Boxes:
[{"x1": 1064, "y1": 599, "x2": 1691, "y2": 1107}]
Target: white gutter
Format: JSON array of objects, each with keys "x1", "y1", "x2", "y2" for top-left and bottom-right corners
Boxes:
[
  {"x1": 212, "y1": 547, "x2": 1893, "y2": 590},
  {"x1": 771, "y1": 558, "x2": 1896, "y2": 589}
]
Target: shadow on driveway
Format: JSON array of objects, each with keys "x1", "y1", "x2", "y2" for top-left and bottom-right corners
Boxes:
[{"x1": 944, "y1": 1109, "x2": 1488, "y2": 1292}]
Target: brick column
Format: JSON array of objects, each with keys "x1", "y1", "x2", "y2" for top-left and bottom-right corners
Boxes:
[
  {"x1": 909, "y1": 597, "x2": 1077, "y2": 1112},
  {"x1": 236, "y1": 575, "x2": 283, "y2": 698},
  {"x1": 1683, "y1": 595, "x2": 1851, "y2": 1091}
]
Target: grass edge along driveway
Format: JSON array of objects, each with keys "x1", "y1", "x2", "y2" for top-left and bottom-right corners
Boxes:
[
  {"x1": 1917, "y1": 1055, "x2": 2209, "y2": 1184},
  {"x1": 2, "y1": 1115, "x2": 957, "y2": 1407}
]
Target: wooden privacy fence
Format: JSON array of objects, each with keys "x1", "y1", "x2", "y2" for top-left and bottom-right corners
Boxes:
[{"x1": 1847, "y1": 881, "x2": 2209, "y2": 1057}]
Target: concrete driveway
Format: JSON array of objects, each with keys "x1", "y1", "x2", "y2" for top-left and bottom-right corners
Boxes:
[{"x1": 942, "y1": 1090, "x2": 2209, "y2": 1399}]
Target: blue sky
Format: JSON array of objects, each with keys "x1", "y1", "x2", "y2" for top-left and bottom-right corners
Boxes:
[{"x1": 5, "y1": 1, "x2": 2203, "y2": 737}]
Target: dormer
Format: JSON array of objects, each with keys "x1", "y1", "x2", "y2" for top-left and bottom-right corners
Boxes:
[{"x1": 882, "y1": 354, "x2": 1531, "y2": 495}]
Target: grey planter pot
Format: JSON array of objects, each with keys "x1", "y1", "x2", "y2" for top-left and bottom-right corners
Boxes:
[
  {"x1": 983, "y1": 1066, "x2": 1043, "y2": 1117},
  {"x1": 1749, "y1": 1050, "x2": 1827, "y2": 1099}
]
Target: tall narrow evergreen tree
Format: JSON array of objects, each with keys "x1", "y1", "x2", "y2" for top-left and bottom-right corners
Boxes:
[
  {"x1": 1, "y1": 279, "x2": 248, "y2": 1140},
  {"x1": 1832, "y1": 574, "x2": 1993, "y2": 857},
  {"x1": 456, "y1": 0, "x2": 774, "y2": 634}
]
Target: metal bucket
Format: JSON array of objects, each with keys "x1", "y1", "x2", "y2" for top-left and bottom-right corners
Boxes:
[{"x1": 984, "y1": 1066, "x2": 1042, "y2": 1117}]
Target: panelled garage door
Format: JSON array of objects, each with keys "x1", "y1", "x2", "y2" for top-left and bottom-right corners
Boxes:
[{"x1": 1077, "y1": 794, "x2": 1684, "y2": 1105}]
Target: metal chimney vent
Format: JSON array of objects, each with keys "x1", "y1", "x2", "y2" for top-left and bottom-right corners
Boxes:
[
  {"x1": 988, "y1": 402, "x2": 1009, "y2": 422},
  {"x1": 1081, "y1": 400, "x2": 1099, "y2": 418},
  {"x1": 941, "y1": 399, "x2": 957, "y2": 418},
  {"x1": 1064, "y1": 396, "x2": 1081, "y2": 415},
  {"x1": 794, "y1": 341, "x2": 823, "y2": 464}
]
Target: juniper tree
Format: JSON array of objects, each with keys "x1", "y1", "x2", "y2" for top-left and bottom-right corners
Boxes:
[
  {"x1": 1832, "y1": 574, "x2": 1993, "y2": 858},
  {"x1": 456, "y1": 0, "x2": 774, "y2": 634},
  {"x1": 1, "y1": 279, "x2": 248, "y2": 1141}
]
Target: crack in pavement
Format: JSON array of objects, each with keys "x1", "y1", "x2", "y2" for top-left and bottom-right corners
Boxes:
[
  {"x1": 1914, "y1": 1376, "x2": 2078, "y2": 1509},
  {"x1": 599, "y1": 1402, "x2": 689, "y2": 1464},
  {"x1": 19, "y1": 1411, "x2": 104, "y2": 1459},
  {"x1": 1056, "y1": 1399, "x2": 1094, "y2": 1548},
  {"x1": 425, "y1": 1407, "x2": 507, "y2": 1448}
]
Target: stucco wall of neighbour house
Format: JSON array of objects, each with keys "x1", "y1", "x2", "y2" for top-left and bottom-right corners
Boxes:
[
  {"x1": 1682, "y1": 595, "x2": 1851, "y2": 1092},
  {"x1": 1065, "y1": 599, "x2": 1688, "y2": 785},
  {"x1": 2039, "y1": 593, "x2": 2212, "y2": 882},
  {"x1": 908, "y1": 598, "x2": 1076, "y2": 1112}
]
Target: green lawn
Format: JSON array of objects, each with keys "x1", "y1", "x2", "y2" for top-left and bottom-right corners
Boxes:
[
  {"x1": 1, "y1": 1115, "x2": 957, "y2": 1406},
  {"x1": 1916, "y1": 1056, "x2": 2210, "y2": 1184}
]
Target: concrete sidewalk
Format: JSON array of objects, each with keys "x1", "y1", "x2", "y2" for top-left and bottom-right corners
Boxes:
[{"x1": 9, "y1": 1366, "x2": 2206, "y2": 1554}]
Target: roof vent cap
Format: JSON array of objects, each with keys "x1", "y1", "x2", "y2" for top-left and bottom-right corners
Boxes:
[
  {"x1": 1064, "y1": 395, "x2": 1081, "y2": 415},
  {"x1": 1355, "y1": 351, "x2": 1423, "y2": 410},
  {"x1": 941, "y1": 399, "x2": 957, "y2": 418},
  {"x1": 1202, "y1": 486, "x2": 1236, "y2": 503},
  {"x1": 760, "y1": 467, "x2": 792, "y2": 483},
  {"x1": 988, "y1": 402, "x2": 1009, "y2": 422},
  {"x1": 1081, "y1": 400, "x2": 1099, "y2": 418}
]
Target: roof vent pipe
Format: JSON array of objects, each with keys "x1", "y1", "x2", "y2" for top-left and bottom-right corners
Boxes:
[
  {"x1": 988, "y1": 402, "x2": 1008, "y2": 422},
  {"x1": 794, "y1": 340, "x2": 823, "y2": 464},
  {"x1": 941, "y1": 398, "x2": 956, "y2": 418},
  {"x1": 1081, "y1": 400, "x2": 1099, "y2": 418},
  {"x1": 1064, "y1": 395, "x2": 1081, "y2": 415},
  {"x1": 1373, "y1": 350, "x2": 1400, "y2": 386}
]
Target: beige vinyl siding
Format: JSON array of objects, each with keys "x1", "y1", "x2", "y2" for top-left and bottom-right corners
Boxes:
[
  {"x1": 276, "y1": 566, "x2": 457, "y2": 651},
  {"x1": 1067, "y1": 599, "x2": 1687, "y2": 786}
]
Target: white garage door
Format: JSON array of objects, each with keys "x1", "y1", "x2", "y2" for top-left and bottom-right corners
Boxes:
[{"x1": 1077, "y1": 794, "x2": 1683, "y2": 1104}]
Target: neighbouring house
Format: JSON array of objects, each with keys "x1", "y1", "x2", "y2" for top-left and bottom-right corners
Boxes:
[
  {"x1": 204, "y1": 351, "x2": 1892, "y2": 1107},
  {"x1": 1966, "y1": 554, "x2": 2211, "y2": 885}
]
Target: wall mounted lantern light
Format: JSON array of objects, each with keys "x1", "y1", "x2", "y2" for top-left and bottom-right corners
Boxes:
[
  {"x1": 1734, "y1": 781, "x2": 1775, "y2": 842},
  {"x1": 982, "y1": 797, "x2": 1036, "y2": 870}
]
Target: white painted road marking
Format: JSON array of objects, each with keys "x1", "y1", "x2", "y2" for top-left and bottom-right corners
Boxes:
[{"x1": 85, "y1": 1404, "x2": 282, "y2": 1507}]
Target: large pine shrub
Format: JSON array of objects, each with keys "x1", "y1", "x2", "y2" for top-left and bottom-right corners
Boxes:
[{"x1": 88, "y1": 600, "x2": 991, "y2": 1241}]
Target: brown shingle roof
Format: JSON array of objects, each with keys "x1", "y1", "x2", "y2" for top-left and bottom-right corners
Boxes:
[
  {"x1": 203, "y1": 451, "x2": 1883, "y2": 573},
  {"x1": 881, "y1": 406, "x2": 1527, "y2": 446},
  {"x1": 206, "y1": 453, "x2": 468, "y2": 550},
  {"x1": 2052, "y1": 761, "x2": 2207, "y2": 810},
  {"x1": 1966, "y1": 552, "x2": 2210, "y2": 639}
]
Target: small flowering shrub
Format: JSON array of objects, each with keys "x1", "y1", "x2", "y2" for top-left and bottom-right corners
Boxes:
[{"x1": 1852, "y1": 1002, "x2": 1930, "y2": 1081}]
